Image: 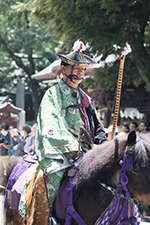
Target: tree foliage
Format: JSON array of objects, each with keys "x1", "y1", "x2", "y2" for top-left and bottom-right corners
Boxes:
[
  {"x1": 13, "y1": 0, "x2": 150, "y2": 91},
  {"x1": 0, "y1": 0, "x2": 59, "y2": 118}
]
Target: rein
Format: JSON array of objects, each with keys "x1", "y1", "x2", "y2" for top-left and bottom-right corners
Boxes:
[
  {"x1": 95, "y1": 142, "x2": 142, "y2": 225},
  {"x1": 97, "y1": 181, "x2": 141, "y2": 207},
  {"x1": 96, "y1": 138, "x2": 141, "y2": 206},
  {"x1": 65, "y1": 176, "x2": 87, "y2": 225}
]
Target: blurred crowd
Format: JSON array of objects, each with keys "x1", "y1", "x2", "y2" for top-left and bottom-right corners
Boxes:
[
  {"x1": 0, "y1": 122, "x2": 37, "y2": 189},
  {"x1": 0, "y1": 120, "x2": 149, "y2": 188},
  {"x1": 106, "y1": 121, "x2": 149, "y2": 140}
]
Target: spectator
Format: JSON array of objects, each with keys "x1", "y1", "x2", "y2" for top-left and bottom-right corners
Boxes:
[
  {"x1": 0, "y1": 122, "x2": 11, "y2": 187},
  {"x1": 139, "y1": 122, "x2": 149, "y2": 134},
  {"x1": 11, "y1": 124, "x2": 31, "y2": 156},
  {"x1": 24, "y1": 123, "x2": 37, "y2": 156},
  {"x1": 129, "y1": 121, "x2": 138, "y2": 133},
  {"x1": 116, "y1": 122, "x2": 130, "y2": 138},
  {"x1": 9, "y1": 128, "x2": 18, "y2": 155}
]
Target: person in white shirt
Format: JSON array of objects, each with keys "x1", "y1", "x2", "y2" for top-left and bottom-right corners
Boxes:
[{"x1": 116, "y1": 122, "x2": 130, "y2": 138}]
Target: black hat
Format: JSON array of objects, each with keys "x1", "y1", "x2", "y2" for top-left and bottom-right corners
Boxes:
[{"x1": 55, "y1": 40, "x2": 100, "y2": 68}]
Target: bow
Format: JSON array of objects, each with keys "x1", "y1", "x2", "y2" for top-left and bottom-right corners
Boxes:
[{"x1": 111, "y1": 55, "x2": 126, "y2": 139}]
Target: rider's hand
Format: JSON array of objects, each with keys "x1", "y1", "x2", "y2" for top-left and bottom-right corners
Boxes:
[
  {"x1": 92, "y1": 144, "x2": 98, "y2": 148},
  {"x1": 64, "y1": 151, "x2": 77, "y2": 159}
]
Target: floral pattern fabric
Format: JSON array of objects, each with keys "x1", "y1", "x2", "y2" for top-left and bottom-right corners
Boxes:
[{"x1": 35, "y1": 79, "x2": 85, "y2": 174}]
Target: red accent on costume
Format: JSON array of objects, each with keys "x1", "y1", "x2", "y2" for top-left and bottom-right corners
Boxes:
[{"x1": 79, "y1": 43, "x2": 83, "y2": 51}]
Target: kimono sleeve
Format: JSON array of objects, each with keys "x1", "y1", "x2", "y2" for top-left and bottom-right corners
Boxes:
[
  {"x1": 87, "y1": 100, "x2": 108, "y2": 144},
  {"x1": 35, "y1": 87, "x2": 79, "y2": 173}
]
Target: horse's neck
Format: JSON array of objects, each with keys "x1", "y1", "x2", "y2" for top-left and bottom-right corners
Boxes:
[
  {"x1": 73, "y1": 165, "x2": 121, "y2": 225},
  {"x1": 105, "y1": 166, "x2": 120, "y2": 190}
]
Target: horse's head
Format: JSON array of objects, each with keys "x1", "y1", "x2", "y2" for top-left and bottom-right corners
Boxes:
[
  {"x1": 127, "y1": 165, "x2": 150, "y2": 217},
  {"x1": 126, "y1": 131, "x2": 150, "y2": 218},
  {"x1": 73, "y1": 131, "x2": 150, "y2": 223}
]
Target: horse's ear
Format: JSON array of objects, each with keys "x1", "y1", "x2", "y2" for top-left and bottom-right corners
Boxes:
[{"x1": 127, "y1": 131, "x2": 136, "y2": 146}]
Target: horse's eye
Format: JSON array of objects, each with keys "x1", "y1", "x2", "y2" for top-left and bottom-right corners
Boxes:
[
  {"x1": 131, "y1": 162, "x2": 140, "y2": 173},
  {"x1": 132, "y1": 166, "x2": 140, "y2": 173}
]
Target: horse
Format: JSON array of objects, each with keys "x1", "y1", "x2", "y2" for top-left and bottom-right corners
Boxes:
[
  {"x1": 6, "y1": 131, "x2": 150, "y2": 225},
  {"x1": 52, "y1": 131, "x2": 150, "y2": 225}
]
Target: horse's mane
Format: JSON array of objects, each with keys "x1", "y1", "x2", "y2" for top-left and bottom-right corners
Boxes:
[{"x1": 73, "y1": 133, "x2": 150, "y2": 189}]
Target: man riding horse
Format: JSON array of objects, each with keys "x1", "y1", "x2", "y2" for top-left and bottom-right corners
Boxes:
[
  {"x1": 18, "y1": 40, "x2": 107, "y2": 221},
  {"x1": 17, "y1": 40, "x2": 150, "y2": 225}
]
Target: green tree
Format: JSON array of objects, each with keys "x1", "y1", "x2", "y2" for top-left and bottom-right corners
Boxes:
[
  {"x1": 0, "y1": 0, "x2": 59, "y2": 118},
  {"x1": 13, "y1": 0, "x2": 150, "y2": 90}
]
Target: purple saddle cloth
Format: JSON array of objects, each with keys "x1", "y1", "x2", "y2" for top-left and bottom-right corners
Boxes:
[
  {"x1": 53, "y1": 177, "x2": 69, "y2": 220},
  {"x1": 5, "y1": 154, "x2": 37, "y2": 208},
  {"x1": 11, "y1": 164, "x2": 36, "y2": 210}
]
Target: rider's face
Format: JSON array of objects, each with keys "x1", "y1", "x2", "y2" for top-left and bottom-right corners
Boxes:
[{"x1": 61, "y1": 65, "x2": 85, "y2": 85}]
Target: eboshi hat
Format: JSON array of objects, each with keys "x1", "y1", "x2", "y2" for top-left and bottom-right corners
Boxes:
[{"x1": 55, "y1": 40, "x2": 100, "y2": 68}]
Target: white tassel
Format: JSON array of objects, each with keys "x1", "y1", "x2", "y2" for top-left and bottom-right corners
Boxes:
[{"x1": 73, "y1": 40, "x2": 86, "y2": 52}]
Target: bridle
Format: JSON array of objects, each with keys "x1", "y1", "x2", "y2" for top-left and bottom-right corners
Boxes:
[
  {"x1": 97, "y1": 178, "x2": 150, "y2": 222},
  {"x1": 97, "y1": 180, "x2": 142, "y2": 208},
  {"x1": 96, "y1": 138, "x2": 148, "y2": 221}
]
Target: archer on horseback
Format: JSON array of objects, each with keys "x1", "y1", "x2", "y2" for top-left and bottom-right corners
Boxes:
[{"x1": 18, "y1": 40, "x2": 108, "y2": 223}]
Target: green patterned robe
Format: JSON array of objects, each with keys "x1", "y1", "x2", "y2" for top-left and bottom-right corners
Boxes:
[
  {"x1": 19, "y1": 79, "x2": 86, "y2": 218},
  {"x1": 35, "y1": 79, "x2": 85, "y2": 203}
]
